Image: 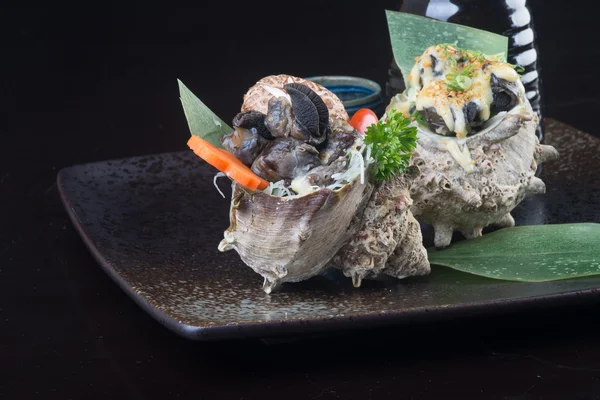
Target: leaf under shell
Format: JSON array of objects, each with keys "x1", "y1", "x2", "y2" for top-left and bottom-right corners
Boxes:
[{"x1": 427, "y1": 223, "x2": 600, "y2": 282}]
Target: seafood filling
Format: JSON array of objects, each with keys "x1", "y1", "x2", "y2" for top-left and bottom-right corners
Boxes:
[
  {"x1": 387, "y1": 44, "x2": 526, "y2": 138},
  {"x1": 221, "y1": 82, "x2": 365, "y2": 196}
]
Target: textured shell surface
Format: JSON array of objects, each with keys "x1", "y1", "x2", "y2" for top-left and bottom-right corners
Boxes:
[
  {"x1": 242, "y1": 74, "x2": 349, "y2": 122},
  {"x1": 330, "y1": 166, "x2": 430, "y2": 287},
  {"x1": 409, "y1": 101, "x2": 560, "y2": 248},
  {"x1": 219, "y1": 178, "x2": 374, "y2": 293}
]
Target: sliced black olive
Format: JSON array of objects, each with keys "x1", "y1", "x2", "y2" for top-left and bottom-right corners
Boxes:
[
  {"x1": 221, "y1": 127, "x2": 268, "y2": 167},
  {"x1": 232, "y1": 110, "x2": 274, "y2": 140},
  {"x1": 420, "y1": 107, "x2": 451, "y2": 135},
  {"x1": 264, "y1": 96, "x2": 292, "y2": 138},
  {"x1": 251, "y1": 137, "x2": 320, "y2": 182},
  {"x1": 490, "y1": 74, "x2": 519, "y2": 114}
]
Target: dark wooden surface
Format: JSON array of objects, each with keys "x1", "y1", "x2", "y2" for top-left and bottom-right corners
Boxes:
[{"x1": 2, "y1": 1, "x2": 600, "y2": 399}]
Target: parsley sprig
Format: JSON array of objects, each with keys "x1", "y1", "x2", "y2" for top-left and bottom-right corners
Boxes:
[{"x1": 364, "y1": 109, "x2": 418, "y2": 182}]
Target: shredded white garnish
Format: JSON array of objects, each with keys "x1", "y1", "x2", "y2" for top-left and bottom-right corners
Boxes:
[
  {"x1": 329, "y1": 148, "x2": 365, "y2": 189},
  {"x1": 260, "y1": 139, "x2": 371, "y2": 198},
  {"x1": 365, "y1": 143, "x2": 374, "y2": 166},
  {"x1": 264, "y1": 179, "x2": 294, "y2": 197},
  {"x1": 357, "y1": 150, "x2": 365, "y2": 184},
  {"x1": 213, "y1": 117, "x2": 222, "y2": 128},
  {"x1": 213, "y1": 172, "x2": 227, "y2": 198}
]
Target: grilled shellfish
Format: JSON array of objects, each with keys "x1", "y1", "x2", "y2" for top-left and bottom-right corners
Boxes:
[
  {"x1": 387, "y1": 44, "x2": 560, "y2": 248},
  {"x1": 216, "y1": 74, "x2": 430, "y2": 292}
]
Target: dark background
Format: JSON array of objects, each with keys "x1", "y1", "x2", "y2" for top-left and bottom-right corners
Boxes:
[{"x1": 2, "y1": 1, "x2": 600, "y2": 399}]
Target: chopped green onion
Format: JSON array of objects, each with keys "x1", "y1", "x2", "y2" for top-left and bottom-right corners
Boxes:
[{"x1": 456, "y1": 75, "x2": 472, "y2": 90}]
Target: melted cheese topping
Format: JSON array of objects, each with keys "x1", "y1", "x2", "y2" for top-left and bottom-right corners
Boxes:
[
  {"x1": 438, "y1": 139, "x2": 474, "y2": 173},
  {"x1": 389, "y1": 44, "x2": 523, "y2": 138}
]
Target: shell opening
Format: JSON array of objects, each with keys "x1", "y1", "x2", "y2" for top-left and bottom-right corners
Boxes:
[{"x1": 262, "y1": 144, "x2": 369, "y2": 198}]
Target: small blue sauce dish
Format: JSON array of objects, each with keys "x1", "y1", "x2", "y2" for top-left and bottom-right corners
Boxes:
[{"x1": 305, "y1": 75, "x2": 384, "y2": 118}]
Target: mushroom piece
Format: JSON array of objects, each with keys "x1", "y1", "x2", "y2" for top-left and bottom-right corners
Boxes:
[
  {"x1": 490, "y1": 74, "x2": 519, "y2": 115},
  {"x1": 284, "y1": 83, "x2": 330, "y2": 146},
  {"x1": 285, "y1": 83, "x2": 330, "y2": 138},
  {"x1": 250, "y1": 137, "x2": 320, "y2": 182},
  {"x1": 220, "y1": 110, "x2": 277, "y2": 167},
  {"x1": 420, "y1": 107, "x2": 451, "y2": 136},
  {"x1": 463, "y1": 101, "x2": 484, "y2": 130},
  {"x1": 233, "y1": 110, "x2": 274, "y2": 140},
  {"x1": 264, "y1": 95, "x2": 293, "y2": 138},
  {"x1": 220, "y1": 127, "x2": 268, "y2": 167},
  {"x1": 319, "y1": 118, "x2": 363, "y2": 165}
]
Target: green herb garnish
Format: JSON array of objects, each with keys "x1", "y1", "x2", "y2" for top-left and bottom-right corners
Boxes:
[
  {"x1": 364, "y1": 109, "x2": 417, "y2": 182},
  {"x1": 446, "y1": 64, "x2": 475, "y2": 91},
  {"x1": 411, "y1": 108, "x2": 428, "y2": 128},
  {"x1": 464, "y1": 49, "x2": 487, "y2": 62},
  {"x1": 440, "y1": 44, "x2": 487, "y2": 63},
  {"x1": 441, "y1": 44, "x2": 525, "y2": 77},
  {"x1": 439, "y1": 45, "x2": 479, "y2": 91},
  {"x1": 509, "y1": 63, "x2": 526, "y2": 75}
]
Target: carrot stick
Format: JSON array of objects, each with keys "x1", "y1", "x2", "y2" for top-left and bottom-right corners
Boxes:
[{"x1": 187, "y1": 135, "x2": 269, "y2": 191}]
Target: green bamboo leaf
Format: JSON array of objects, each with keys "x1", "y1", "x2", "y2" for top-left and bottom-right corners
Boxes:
[
  {"x1": 427, "y1": 223, "x2": 600, "y2": 282},
  {"x1": 178, "y1": 79, "x2": 232, "y2": 149},
  {"x1": 385, "y1": 10, "x2": 508, "y2": 86}
]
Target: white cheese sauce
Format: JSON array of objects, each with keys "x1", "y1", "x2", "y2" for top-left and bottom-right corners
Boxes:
[{"x1": 388, "y1": 44, "x2": 524, "y2": 138}]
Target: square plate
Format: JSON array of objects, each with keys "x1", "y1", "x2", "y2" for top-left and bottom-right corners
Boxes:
[{"x1": 57, "y1": 119, "x2": 600, "y2": 341}]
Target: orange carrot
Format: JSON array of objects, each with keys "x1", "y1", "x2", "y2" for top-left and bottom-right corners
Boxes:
[{"x1": 187, "y1": 135, "x2": 269, "y2": 191}]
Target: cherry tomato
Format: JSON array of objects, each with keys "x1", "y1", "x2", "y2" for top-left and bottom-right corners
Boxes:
[{"x1": 349, "y1": 108, "x2": 378, "y2": 134}]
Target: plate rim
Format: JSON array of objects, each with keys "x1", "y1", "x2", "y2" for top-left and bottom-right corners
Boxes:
[{"x1": 56, "y1": 160, "x2": 600, "y2": 341}]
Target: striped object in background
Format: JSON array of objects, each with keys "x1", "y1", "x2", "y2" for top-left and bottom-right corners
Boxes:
[{"x1": 387, "y1": 0, "x2": 544, "y2": 140}]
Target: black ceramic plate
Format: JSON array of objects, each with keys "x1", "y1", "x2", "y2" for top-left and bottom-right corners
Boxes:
[{"x1": 57, "y1": 119, "x2": 600, "y2": 341}]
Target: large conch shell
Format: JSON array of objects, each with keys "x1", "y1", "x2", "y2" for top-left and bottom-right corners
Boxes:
[
  {"x1": 218, "y1": 74, "x2": 431, "y2": 292},
  {"x1": 219, "y1": 179, "x2": 374, "y2": 293},
  {"x1": 219, "y1": 74, "x2": 371, "y2": 293},
  {"x1": 409, "y1": 101, "x2": 560, "y2": 248}
]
